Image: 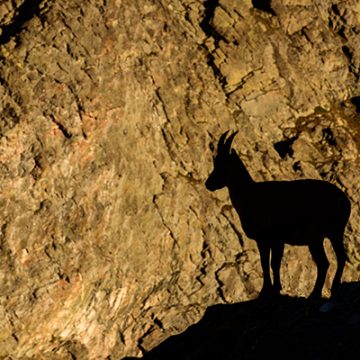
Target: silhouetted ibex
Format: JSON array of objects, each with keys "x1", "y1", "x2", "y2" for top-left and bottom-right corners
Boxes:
[{"x1": 205, "y1": 131, "x2": 351, "y2": 298}]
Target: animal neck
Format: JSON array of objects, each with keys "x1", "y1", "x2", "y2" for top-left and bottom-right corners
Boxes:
[{"x1": 226, "y1": 153, "x2": 254, "y2": 192}]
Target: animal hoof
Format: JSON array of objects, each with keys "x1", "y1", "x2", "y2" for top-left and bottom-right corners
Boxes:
[
  {"x1": 258, "y1": 287, "x2": 278, "y2": 298},
  {"x1": 308, "y1": 292, "x2": 322, "y2": 301}
]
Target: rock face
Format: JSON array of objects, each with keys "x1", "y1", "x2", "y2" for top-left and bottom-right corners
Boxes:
[{"x1": 0, "y1": 0, "x2": 359, "y2": 358}]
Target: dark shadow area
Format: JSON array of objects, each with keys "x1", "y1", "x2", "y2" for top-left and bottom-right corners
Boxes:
[
  {"x1": 350, "y1": 96, "x2": 360, "y2": 113},
  {"x1": 199, "y1": 0, "x2": 228, "y2": 87},
  {"x1": 200, "y1": 0, "x2": 227, "y2": 44},
  {"x1": 252, "y1": 0, "x2": 276, "y2": 16},
  {"x1": 200, "y1": 0, "x2": 218, "y2": 37},
  {"x1": 273, "y1": 137, "x2": 296, "y2": 159},
  {"x1": 124, "y1": 282, "x2": 360, "y2": 359},
  {"x1": 342, "y1": 45, "x2": 353, "y2": 62},
  {"x1": 0, "y1": 0, "x2": 43, "y2": 46}
]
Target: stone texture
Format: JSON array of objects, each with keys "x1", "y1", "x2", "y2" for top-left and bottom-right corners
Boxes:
[{"x1": 0, "y1": 0, "x2": 359, "y2": 358}]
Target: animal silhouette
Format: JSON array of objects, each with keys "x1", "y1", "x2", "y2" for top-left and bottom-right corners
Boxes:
[{"x1": 205, "y1": 131, "x2": 351, "y2": 298}]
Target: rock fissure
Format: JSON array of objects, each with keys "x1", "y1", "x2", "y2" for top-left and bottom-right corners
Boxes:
[
  {"x1": 152, "y1": 194, "x2": 180, "y2": 253},
  {"x1": 214, "y1": 265, "x2": 229, "y2": 304}
]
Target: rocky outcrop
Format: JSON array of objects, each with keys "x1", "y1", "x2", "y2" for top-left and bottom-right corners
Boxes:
[
  {"x1": 0, "y1": 0, "x2": 359, "y2": 358},
  {"x1": 136, "y1": 282, "x2": 360, "y2": 360}
]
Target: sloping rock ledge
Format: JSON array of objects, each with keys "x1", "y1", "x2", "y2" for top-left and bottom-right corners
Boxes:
[{"x1": 126, "y1": 282, "x2": 360, "y2": 360}]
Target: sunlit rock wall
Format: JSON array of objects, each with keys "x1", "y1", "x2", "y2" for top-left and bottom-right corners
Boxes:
[{"x1": 0, "y1": 0, "x2": 359, "y2": 358}]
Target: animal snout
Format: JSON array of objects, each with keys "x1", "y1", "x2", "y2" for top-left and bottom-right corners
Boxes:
[{"x1": 205, "y1": 177, "x2": 216, "y2": 191}]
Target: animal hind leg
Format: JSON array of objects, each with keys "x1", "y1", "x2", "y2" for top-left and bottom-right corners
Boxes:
[
  {"x1": 329, "y1": 235, "x2": 347, "y2": 296},
  {"x1": 271, "y1": 242, "x2": 284, "y2": 294},
  {"x1": 309, "y1": 239, "x2": 329, "y2": 299},
  {"x1": 258, "y1": 241, "x2": 272, "y2": 296}
]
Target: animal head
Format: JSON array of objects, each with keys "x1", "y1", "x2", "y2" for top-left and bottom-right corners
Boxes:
[{"x1": 205, "y1": 130, "x2": 238, "y2": 191}]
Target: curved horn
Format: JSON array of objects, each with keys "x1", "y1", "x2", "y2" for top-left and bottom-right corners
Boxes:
[
  {"x1": 223, "y1": 130, "x2": 238, "y2": 154},
  {"x1": 217, "y1": 130, "x2": 230, "y2": 154}
]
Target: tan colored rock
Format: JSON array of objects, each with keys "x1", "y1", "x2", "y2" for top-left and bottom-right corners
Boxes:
[{"x1": 0, "y1": 0, "x2": 359, "y2": 358}]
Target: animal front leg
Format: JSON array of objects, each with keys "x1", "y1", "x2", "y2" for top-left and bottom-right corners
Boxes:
[
  {"x1": 271, "y1": 242, "x2": 284, "y2": 294},
  {"x1": 258, "y1": 241, "x2": 272, "y2": 296},
  {"x1": 309, "y1": 240, "x2": 329, "y2": 299},
  {"x1": 329, "y1": 235, "x2": 347, "y2": 296}
]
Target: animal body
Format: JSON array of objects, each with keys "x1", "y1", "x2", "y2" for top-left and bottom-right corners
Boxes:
[{"x1": 205, "y1": 131, "x2": 351, "y2": 298}]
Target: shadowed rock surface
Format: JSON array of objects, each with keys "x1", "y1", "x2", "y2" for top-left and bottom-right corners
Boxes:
[
  {"x1": 0, "y1": 0, "x2": 359, "y2": 358},
  {"x1": 132, "y1": 282, "x2": 360, "y2": 360}
]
